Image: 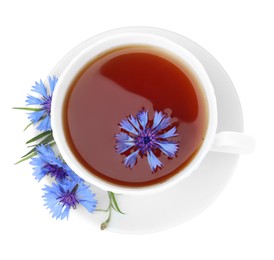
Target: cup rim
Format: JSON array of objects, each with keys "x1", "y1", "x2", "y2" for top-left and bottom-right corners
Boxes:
[{"x1": 51, "y1": 27, "x2": 217, "y2": 195}]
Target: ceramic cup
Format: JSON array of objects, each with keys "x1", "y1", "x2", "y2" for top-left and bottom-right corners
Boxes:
[{"x1": 51, "y1": 27, "x2": 255, "y2": 195}]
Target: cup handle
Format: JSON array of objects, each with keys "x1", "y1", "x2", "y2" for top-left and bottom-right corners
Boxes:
[{"x1": 210, "y1": 131, "x2": 255, "y2": 154}]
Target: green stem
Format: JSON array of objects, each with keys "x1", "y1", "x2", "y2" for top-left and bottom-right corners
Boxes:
[
  {"x1": 109, "y1": 192, "x2": 125, "y2": 214},
  {"x1": 15, "y1": 152, "x2": 37, "y2": 164},
  {"x1": 95, "y1": 209, "x2": 109, "y2": 212},
  {"x1": 99, "y1": 192, "x2": 125, "y2": 230}
]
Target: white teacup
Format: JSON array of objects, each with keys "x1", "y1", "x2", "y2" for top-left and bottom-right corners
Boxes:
[{"x1": 51, "y1": 27, "x2": 255, "y2": 195}]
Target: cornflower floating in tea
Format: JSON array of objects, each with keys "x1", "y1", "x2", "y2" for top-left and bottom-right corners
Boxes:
[{"x1": 115, "y1": 109, "x2": 179, "y2": 172}]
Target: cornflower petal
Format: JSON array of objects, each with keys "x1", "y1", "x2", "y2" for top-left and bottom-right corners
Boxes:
[
  {"x1": 157, "y1": 126, "x2": 178, "y2": 139},
  {"x1": 115, "y1": 133, "x2": 135, "y2": 153},
  {"x1": 128, "y1": 115, "x2": 141, "y2": 131},
  {"x1": 36, "y1": 144, "x2": 55, "y2": 157},
  {"x1": 48, "y1": 76, "x2": 58, "y2": 93},
  {"x1": 123, "y1": 150, "x2": 139, "y2": 168},
  {"x1": 26, "y1": 95, "x2": 43, "y2": 106},
  {"x1": 153, "y1": 115, "x2": 171, "y2": 133},
  {"x1": 137, "y1": 110, "x2": 148, "y2": 129},
  {"x1": 44, "y1": 195, "x2": 58, "y2": 208},
  {"x1": 32, "y1": 80, "x2": 48, "y2": 97},
  {"x1": 119, "y1": 118, "x2": 138, "y2": 135},
  {"x1": 115, "y1": 132, "x2": 134, "y2": 142},
  {"x1": 37, "y1": 115, "x2": 51, "y2": 131},
  {"x1": 155, "y1": 140, "x2": 179, "y2": 157},
  {"x1": 147, "y1": 151, "x2": 163, "y2": 172},
  {"x1": 30, "y1": 156, "x2": 44, "y2": 166},
  {"x1": 60, "y1": 206, "x2": 70, "y2": 220},
  {"x1": 52, "y1": 205, "x2": 64, "y2": 219},
  {"x1": 32, "y1": 168, "x2": 47, "y2": 181},
  {"x1": 65, "y1": 167, "x2": 84, "y2": 183},
  {"x1": 28, "y1": 110, "x2": 45, "y2": 124},
  {"x1": 152, "y1": 111, "x2": 164, "y2": 129},
  {"x1": 77, "y1": 185, "x2": 97, "y2": 212}
]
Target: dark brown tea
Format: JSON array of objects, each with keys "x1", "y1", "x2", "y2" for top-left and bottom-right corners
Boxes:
[{"x1": 63, "y1": 45, "x2": 208, "y2": 187}]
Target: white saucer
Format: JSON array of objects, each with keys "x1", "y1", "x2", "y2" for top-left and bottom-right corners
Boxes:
[{"x1": 50, "y1": 28, "x2": 244, "y2": 234}]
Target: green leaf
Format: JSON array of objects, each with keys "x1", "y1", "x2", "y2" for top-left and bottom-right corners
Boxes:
[
  {"x1": 28, "y1": 140, "x2": 55, "y2": 148},
  {"x1": 16, "y1": 136, "x2": 55, "y2": 164},
  {"x1": 20, "y1": 138, "x2": 55, "y2": 162},
  {"x1": 23, "y1": 135, "x2": 53, "y2": 157},
  {"x1": 38, "y1": 134, "x2": 54, "y2": 145},
  {"x1": 13, "y1": 107, "x2": 42, "y2": 112},
  {"x1": 15, "y1": 152, "x2": 37, "y2": 164},
  {"x1": 109, "y1": 192, "x2": 125, "y2": 214},
  {"x1": 27, "y1": 132, "x2": 53, "y2": 148},
  {"x1": 26, "y1": 130, "x2": 52, "y2": 144},
  {"x1": 21, "y1": 147, "x2": 36, "y2": 158},
  {"x1": 24, "y1": 122, "x2": 33, "y2": 131}
]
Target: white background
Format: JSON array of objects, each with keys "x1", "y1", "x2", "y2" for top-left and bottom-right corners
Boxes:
[{"x1": 0, "y1": 0, "x2": 273, "y2": 259}]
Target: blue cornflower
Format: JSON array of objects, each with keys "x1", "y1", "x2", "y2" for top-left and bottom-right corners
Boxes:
[
  {"x1": 26, "y1": 76, "x2": 58, "y2": 131},
  {"x1": 115, "y1": 109, "x2": 179, "y2": 172},
  {"x1": 30, "y1": 144, "x2": 81, "y2": 183},
  {"x1": 42, "y1": 180, "x2": 97, "y2": 220}
]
